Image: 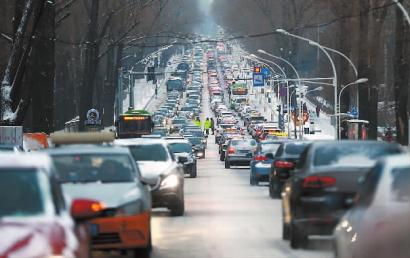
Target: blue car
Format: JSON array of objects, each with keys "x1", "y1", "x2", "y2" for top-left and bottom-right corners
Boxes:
[{"x1": 249, "y1": 140, "x2": 286, "y2": 185}]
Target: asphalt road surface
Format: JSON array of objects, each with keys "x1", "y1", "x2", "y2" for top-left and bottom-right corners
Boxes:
[{"x1": 95, "y1": 69, "x2": 333, "y2": 258}]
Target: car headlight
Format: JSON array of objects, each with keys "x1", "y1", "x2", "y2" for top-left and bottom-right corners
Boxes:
[
  {"x1": 160, "y1": 175, "x2": 179, "y2": 189},
  {"x1": 116, "y1": 200, "x2": 143, "y2": 216}
]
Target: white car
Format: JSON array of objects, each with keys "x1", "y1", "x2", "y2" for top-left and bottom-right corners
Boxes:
[{"x1": 334, "y1": 154, "x2": 410, "y2": 258}]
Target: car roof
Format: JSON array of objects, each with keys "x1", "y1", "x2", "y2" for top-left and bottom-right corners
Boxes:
[
  {"x1": 115, "y1": 138, "x2": 166, "y2": 146},
  {"x1": 0, "y1": 153, "x2": 53, "y2": 170},
  {"x1": 165, "y1": 139, "x2": 191, "y2": 144},
  {"x1": 382, "y1": 153, "x2": 410, "y2": 168},
  {"x1": 44, "y1": 145, "x2": 131, "y2": 155}
]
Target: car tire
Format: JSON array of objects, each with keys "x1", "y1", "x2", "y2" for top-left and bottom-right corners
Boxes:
[
  {"x1": 270, "y1": 180, "x2": 282, "y2": 199},
  {"x1": 190, "y1": 165, "x2": 197, "y2": 178},
  {"x1": 225, "y1": 160, "x2": 230, "y2": 169},
  {"x1": 170, "y1": 192, "x2": 185, "y2": 216},
  {"x1": 250, "y1": 174, "x2": 257, "y2": 186},
  {"x1": 282, "y1": 221, "x2": 290, "y2": 240},
  {"x1": 290, "y1": 220, "x2": 307, "y2": 249},
  {"x1": 220, "y1": 152, "x2": 225, "y2": 161}
]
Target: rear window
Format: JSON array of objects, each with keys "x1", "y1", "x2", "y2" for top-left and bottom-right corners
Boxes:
[
  {"x1": 0, "y1": 169, "x2": 47, "y2": 218},
  {"x1": 391, "y1": 167, "x2": 410, "y2": 202},
  {"x1": 261, "y1": 143, "x2": 281, "y2": 154},
  {"x1": 313, "y1": 144, "x2": 402, "y2": 167},
  {"x1": 231, "y1": 139, "x2": 257, "y2": 147},
  {"x1": 169, "y1": 143, "x2": 192, "y2": 153},
  {"x1": 285, "y1": 143, "x2": 309, "y2": 155},
  {"x1": 129, "y1": 144, "x2": 169, "y2": 162}
]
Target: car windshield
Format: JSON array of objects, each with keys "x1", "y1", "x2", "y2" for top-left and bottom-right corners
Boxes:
[
  {"x1": 314, "y1": 144, "x2": 402, "y2": 167},
  {"x1": 261, "y1": 143, "x2": 281, "y2": 154},
  {"x1": 169, "y1": 143, "x2": 192, "y2": 153},
  {"x1": 129, "y1": 144, "x2": 169, "y2": 162},
  {"x1": 52, "y1": 154, "x2": 135, "y2": 183},
  {"x1": 0, "y1": 169, "x2": 47, "y2": 218},
  {"x1": 391, "y1": 167, "x2": 410, "y2": 202}
]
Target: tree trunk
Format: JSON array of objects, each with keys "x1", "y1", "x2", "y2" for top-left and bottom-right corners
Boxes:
[
  {"x1": 79, "y1": 0, "x2": 99, "y2": 131},
  {"x1": 28, "y1": 0, "x2": 55, "y2": 133},
  {"x1": 394, "y1": 7, "x2": 409, "y2": 145}
]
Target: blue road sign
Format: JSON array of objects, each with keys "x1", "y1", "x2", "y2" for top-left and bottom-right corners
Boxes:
[
  {"x1": 253, "y1": 73, "x2": 264, "y2": 87},
  {"x1": 261, "y1": 67, "x2": 271, "y2": 79},
  {"x1": 350, "y1": 106, "x2": 358, "y2": 118}
]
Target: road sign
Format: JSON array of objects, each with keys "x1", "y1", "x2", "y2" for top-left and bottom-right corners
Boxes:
[
  {"x1": 253, "y1": 73, "x2": 264, "y2": 87},
  {"x1": 261, "y1": 67, "x2": 271, "y2": 79}
]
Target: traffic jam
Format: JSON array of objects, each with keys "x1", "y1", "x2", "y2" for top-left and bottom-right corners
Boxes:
[{"x1": 1, "y1": 42, "x2": 410, "y2": 258}]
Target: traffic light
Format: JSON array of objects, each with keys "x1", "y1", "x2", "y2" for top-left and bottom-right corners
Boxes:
[
  {"x1": 147, "y1": 66, "x2": 155, "y2": 82},
  {"x1": 254, "y1": 66, "x2": 261, "y2": 73},
  {"x1": 279, "y1": 114, "x2": 285, "y2": 130}
]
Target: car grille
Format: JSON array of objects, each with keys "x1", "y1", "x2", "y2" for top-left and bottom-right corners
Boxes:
[
  {"x1": 92, "y1": 233, "x2": 121, "y2": 245},
  {"x1": 179, "y1": 157, "x2": 188, "y2": 163}
]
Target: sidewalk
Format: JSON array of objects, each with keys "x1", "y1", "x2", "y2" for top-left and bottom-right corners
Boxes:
[{"x1": 121, "y1": 55, "x2": 180, "y2": 113}]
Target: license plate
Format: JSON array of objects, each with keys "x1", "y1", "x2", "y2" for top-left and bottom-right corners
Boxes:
[{"x1": 89, "y1": 224, "x2": 100, "y2": 237}]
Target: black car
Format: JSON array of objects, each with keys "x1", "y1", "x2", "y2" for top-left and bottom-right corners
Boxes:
[
  {"x1": 166, "y1": 139, "x2": 198, "y2": 178},
  {"x1": 282, "y1": 141, "x2": 403, "y2": 249},
  {"x1": 269, "y1": 141, "x2": 310, "y2": 198},
  {"x1": 186, "y1": 136, "x2": 206, "y2": 159}
]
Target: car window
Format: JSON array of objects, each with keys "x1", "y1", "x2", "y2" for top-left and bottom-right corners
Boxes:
[
  {"x1": 129, "y1": 144, "x2": 169, "y2": 162},
  {"x1": 0, "y1": 169, "x2": 48, "y2": 218},
  {"x1": 261, "y1": 143, "x2": 281, "y2": 154},
  {"x1": 53, "y1": 154, "x2": 136, "y2": 183},
  {"x1": 356, "y1": 162, "x2": 383, "y2": 207},
  {"x1": 188, "y1": 138, "x2": 202, "y2": 145},
  {"x1": 285, "y1": 143, "x2": 309, "y2": 155},
  {"x1": 313, "y1": 144, "x2": 401, "y2": 167},
  {"x1": 391, "y1": 167, "x2": 410, "y2": 202},
  {"x1": 169, "y1": 143, "x2": 192, "y2": 153}
]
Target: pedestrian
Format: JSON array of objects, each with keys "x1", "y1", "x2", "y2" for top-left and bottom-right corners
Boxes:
[
  {"x1": 155, "y1": 84, "x2": 158, "y2": 99},
  {"x1": 204, "y1": 117, "x2": 211, "y2": 135},
  {"x1": 316, "y1": 105, "x2": 321, "y2": 118},
  {"x1": 210, "y1": 118, "x2": 215, "y2": 135},
  {"x1": 194, "y1": 117, "x2": 201, "y2": 128},
  {"x1": 385, "y1": 127, "x2": 393, "y2": 142}
]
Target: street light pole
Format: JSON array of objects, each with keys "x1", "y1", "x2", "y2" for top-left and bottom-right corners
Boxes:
[
  {"x1": 276, "y1": 29, "x2": 339, "y2": 139},
  {"x1": 337, "y1": 78, "x2": 369, "y2": 139},
  {"x1": 257, "y1": 49, "x2": 304, "y2": 136}
]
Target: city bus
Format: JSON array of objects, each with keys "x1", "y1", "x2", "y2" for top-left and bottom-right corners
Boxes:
[{"x1": 116, "y1": 109, "x2": 154, "y2": 138}]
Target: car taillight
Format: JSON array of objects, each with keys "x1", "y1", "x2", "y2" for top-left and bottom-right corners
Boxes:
[
  {"x1": 302, "y1": 176, "x2": 336, "y2": 188},
  {"x1": 228, "y1": 147, "x2": 236, "y2": 154},
  {"x1": 254, "y1": 155, "x2": 267, "y2": 161},
  {"x1": 274, "y1": 160, "x2": 295, "y2": 169}
]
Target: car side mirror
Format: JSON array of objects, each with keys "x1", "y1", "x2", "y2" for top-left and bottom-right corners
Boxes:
[
  {"x1": 71, "y1": 199, "x2": 104, "y2": 221},
  {"x1": 265, "y1": 153, "x2": 274, "y2": 160}
]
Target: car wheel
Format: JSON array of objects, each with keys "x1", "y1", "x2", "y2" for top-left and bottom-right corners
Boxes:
[
  {"x1": 170, "y1": 192, "x2": 185, "y2": 216},
  {"x1": 282, "y1": 221, "x2": 290, "y2": 240},
  {"x1": 250, "y1": 174, "x2": 257, "y2": 186},
  {"x1": 190, "y1": 165, "x2": 197, "y2": 178},
  {"x1": 290, "y1": 220, "x2": 307, "y2": 249},
  {"x1": 270, "y1": 179, "x2": 282, "y2": 199},
  {"x1": 225, "y1": 160, "x2": 230, "y2": 169}
]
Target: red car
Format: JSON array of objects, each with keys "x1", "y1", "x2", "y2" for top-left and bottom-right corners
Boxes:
[{"x1": 0, "y1": 153, "x2": 102, "y2": 258}]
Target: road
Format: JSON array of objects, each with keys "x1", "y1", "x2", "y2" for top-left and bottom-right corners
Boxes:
[
  {"x1": 95, "y1": 85, "x2": 333, "y2": 258},
  {"x1": 150, "y1": 138, "x2": 332, "y2": 258}
]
